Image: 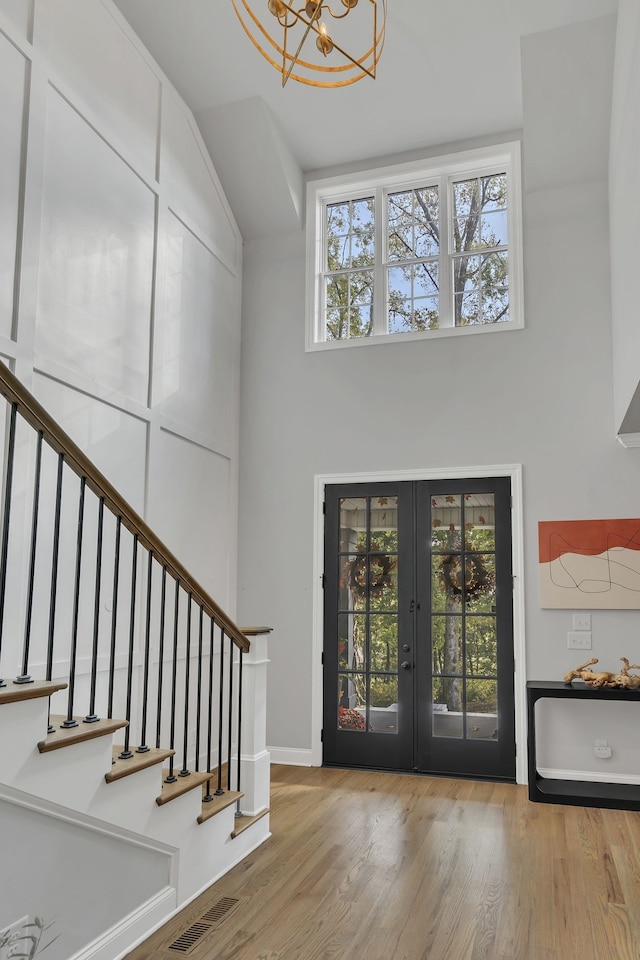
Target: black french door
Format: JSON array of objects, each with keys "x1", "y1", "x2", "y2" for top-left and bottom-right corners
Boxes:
[{"x1": 322, "y1": 477, "x2": 515, "y2": 782}]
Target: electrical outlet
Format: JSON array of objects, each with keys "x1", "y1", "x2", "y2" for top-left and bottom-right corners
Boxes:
[
  {"x1": 567, "y1": 631, "x2": 592, "y2": 649},
  {"x1": 0, "y1": 917, "x2": 29, "y2": 960},
  {"x1": 573, "y1": 613, "x2": 592, "y2": 631},
  {"x1": 594, "y1": 745, "x2": 612, "y2": 759}
]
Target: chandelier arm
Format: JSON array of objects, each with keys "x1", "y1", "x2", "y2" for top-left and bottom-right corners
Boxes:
[
  {"x1": 324, "y1": 6, "x2": 355, "y2": 21},
  {"x1": 282, "y1": 3, "x2": 323, "y2": 86}
]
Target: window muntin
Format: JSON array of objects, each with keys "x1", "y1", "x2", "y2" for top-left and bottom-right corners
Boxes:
[{"x1": 308, "y1": 143, "x2": 523, "y2": 349}]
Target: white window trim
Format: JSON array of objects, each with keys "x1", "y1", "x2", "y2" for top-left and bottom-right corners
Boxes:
[{"x1": 305, "y1": 141, "x2": 524, "y2": 352}]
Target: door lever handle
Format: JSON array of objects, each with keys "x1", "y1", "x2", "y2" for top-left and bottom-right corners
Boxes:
[{"x1": 409, "y1": 599, "x2": 415, "y2": 613}]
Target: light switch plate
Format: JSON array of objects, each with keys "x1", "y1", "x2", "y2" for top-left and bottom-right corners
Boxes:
[
  {"x1": 568, "y1": 631, "x2": 592, "y2": 649},
  {"x1": 573, "y1": 613, "x2": 592, "y2": 631}
]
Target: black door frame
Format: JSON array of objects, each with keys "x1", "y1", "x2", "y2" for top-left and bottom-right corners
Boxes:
[{"x1": 313, "y1": 467, "x2": 525, "y2": 783}]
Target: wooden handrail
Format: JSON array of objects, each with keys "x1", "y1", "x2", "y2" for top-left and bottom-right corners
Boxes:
[{"x1": 0, "y1": 362, "x2": 249, "y2": 652}]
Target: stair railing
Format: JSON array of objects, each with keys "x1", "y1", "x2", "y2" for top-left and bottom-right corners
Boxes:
[{"x1": 0, "y1": 360, "x2": 248, "y2": 805}]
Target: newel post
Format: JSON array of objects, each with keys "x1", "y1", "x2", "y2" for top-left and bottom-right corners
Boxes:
[{"x1": 238, "y1": 627, "x2": 272, "y2": 815}]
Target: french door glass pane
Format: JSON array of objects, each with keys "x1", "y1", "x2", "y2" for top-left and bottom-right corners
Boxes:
[
  {"x1": 370, "y1": 675, "x2": 398, "y2": 734},
  {"x1": 466, "y1": 680, "x2": 498, "y2": 740},
  {"x1": 464, "y1": 554, "x2": 495, "y2": 612},
  {"x1": 369, "y1": 614, "x2": 398, "y2": 671},
  {"x1": 337, "y1": 613, "x2": 366, "y2": 670},
  {"x1": 466, "y1": 616, "x2": 497, "y2": 676},
  {"x1": 431, "y1": 615, "x2": 462, "y2": 674},
  {"x1": 338, "y1": 673, "x2": 367, "y2": 730},
  {"x1": 433, "y1": 678, "x2": 463, "y2": 738}
]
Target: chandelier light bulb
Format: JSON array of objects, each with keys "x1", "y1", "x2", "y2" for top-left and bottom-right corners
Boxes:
[{"x1": 316, "y1": 22, "x2": 334, "y2": 56}]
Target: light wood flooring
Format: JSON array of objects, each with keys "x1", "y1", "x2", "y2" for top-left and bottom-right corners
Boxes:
[{"x1": 125, "y1": 763, "x2": 640, "y2": 960}]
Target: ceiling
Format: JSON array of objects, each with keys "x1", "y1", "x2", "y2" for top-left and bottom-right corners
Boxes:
[
  {"x1": 114, "y1": 0, "x2": 617, "y2": 171},
  {"x1": 113, "y1": 0, "x2": 618, "y2": 237}
]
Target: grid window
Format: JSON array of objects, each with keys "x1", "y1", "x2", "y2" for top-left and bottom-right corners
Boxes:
[{"x1": 307, "y1": 143, "x2": 523, "y2": 350}]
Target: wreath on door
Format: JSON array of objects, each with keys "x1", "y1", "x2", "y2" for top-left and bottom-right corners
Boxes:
[
  {"x1": 340, "y1": 542, "x2": 396, "y2": 599},
  {"x1": 440, "y1": 554, "x2": 492, "y2": 600}
]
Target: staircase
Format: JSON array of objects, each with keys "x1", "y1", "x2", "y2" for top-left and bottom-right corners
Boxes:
[{"x1": 0, "y1": 362, "x2": 271, "y2": 960}]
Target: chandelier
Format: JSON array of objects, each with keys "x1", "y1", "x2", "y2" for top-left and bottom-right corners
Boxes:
[{"x1": 231, "y1": 0, "x2": 387, "y2": 88}]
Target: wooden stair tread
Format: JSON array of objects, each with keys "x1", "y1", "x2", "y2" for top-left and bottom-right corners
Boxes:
[
  {"x1": 156, "y1": 770, "x2": 211, "y2": 806},
  {"x1": 0, "y1": 679, "x2": 67, "y2": 706},
  {"x1": 197, "y1": 790, "x2": 243, "y2": 824},
  {"x1": 230, "y1": 807, "x2": 270, "y2": 838},
  {"x1": 106, "y1": 746, "x2": 175, "y2": 782},
  {"x1": 39, "y1": 715, "x2": 127, "y2": 753}
]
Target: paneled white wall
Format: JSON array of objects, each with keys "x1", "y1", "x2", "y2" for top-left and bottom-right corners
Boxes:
[{"x1": 0, "y1": 0, "x2": 242, "y2": 677}]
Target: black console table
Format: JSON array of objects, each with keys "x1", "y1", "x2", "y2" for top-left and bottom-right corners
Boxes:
[{"x1": 527, "y1": 680, "x2": 640, "y2": 810}]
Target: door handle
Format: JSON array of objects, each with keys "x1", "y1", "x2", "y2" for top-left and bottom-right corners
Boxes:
[{"x1": 401, "y1": 661, "x2": 412, "y2": 671}]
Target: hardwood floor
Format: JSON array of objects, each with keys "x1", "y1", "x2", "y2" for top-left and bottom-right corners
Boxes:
[{"x1": 125, "y1": 764, "x2": 640, "y2": 960}]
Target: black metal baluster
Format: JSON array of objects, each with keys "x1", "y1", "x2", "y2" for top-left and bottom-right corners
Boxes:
[
  {"x1": 179, "y1": 592, "x2": 192, "y2": 777},
  {"x1": 165, "y1": 580, "x2": 180, "y2": 784},
  {"x1": 62, "y1": 476, "x2": 86, "y2": 728},
  {"x1": 0, "y1": 403, "x2": 18, "y2": 688},
  {"x1": 107, "y1": 517, "x2": 121, "y2": 719},
  {"x1": 118, "y1": 533, "x2": 138, "y2": 759},
  {"x1": 85, "y1": 497, "x2": 104, "y2": 722},
  {"x1": 16, "y1": 430, "x2": 43, "y2": 684},
  {"x1": 137, "y1": 551, "x2": 153, "y2": 753},
  {"x1": 203, "y1": 617, "x2": 215, "y2": 803},
  {"x1": 235, "y1": 648, "x2": 244, "y2": 805},
  {"x1": 194, "y1": 605, "x2": 204, "y2": 772},
  {"x1": 226, "y1": 633, "x2": 234, "y2": 792},
  {"x1": 215, "y1": 627, "x2": 226, "y2": 795},
  {"x1": 45, "y1": 452, "x2": 64, "y2": 732},
  {"x1": 155, "y1": 565, "x2": 167, "y2": 749}
]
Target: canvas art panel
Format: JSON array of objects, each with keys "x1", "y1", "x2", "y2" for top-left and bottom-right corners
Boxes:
[{"x1": 538, "y1": 518, "x2": 640, "y2": 609}]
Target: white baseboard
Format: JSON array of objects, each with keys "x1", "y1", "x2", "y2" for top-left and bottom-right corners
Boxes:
[
  {"x1": 537, "y1": 767, "x2": 640, "y2": 786},
  {"x1": 268, "y1": 746, "x2": 315, "y2": 766},
  {"x1": 69, "y1": 887, "x2": 177, "y2": 960},
  {"x1": 109, "y1": 828, "x2": 271, "y2": 960}
]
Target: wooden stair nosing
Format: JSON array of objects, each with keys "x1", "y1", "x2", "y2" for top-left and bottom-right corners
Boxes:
[
  {"x1": 0, "y1": 679, "x2": 67, "y2": 706},
  {"x1": 106, "y1": 746, "x2": 175, "y2": 783},
  {"x1": 156, "y1": 770, "x2": 211, "y2": 806},
  {"x1": 230, "y1": 807, "x2": 270, "y2": 839},
  {"x1": 197, "y1": 790, "x2": 243, "y2": 824},
  {"x1": 39, "y1": 715, "x2": 128, "y2": 753}
]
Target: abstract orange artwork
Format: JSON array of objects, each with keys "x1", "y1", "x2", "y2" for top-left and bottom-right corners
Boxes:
[{"x1": 538, "y1": 518, "x2": 640, "y2": 609}]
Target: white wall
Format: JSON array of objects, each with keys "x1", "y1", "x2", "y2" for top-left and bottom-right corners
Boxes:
[
  {"x1": 237, "y1": 13, "x2": 640, "y2": 777},
  {"x1": 0, "y1": 792, "x2": 172, "y2": 960},
  {"x1": 610, "y1": 0, "x2": 640, "y2": 434},
  {"x1": 0, "y1": 0, "x2": 243, "y2": 682}
]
